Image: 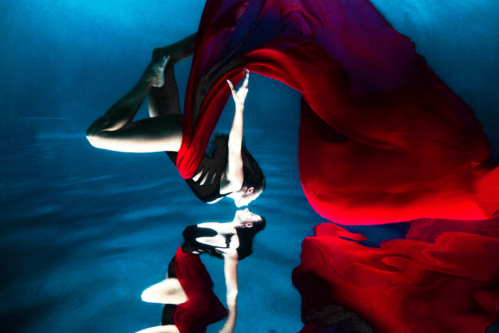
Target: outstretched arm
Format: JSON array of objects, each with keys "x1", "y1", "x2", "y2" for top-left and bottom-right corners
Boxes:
[
  {"x1": 216, "y1": 237, "x2": 240, "y2": 333},
  {"x1": 220, "y1": 69, "x2": 250, "y2": 194}
]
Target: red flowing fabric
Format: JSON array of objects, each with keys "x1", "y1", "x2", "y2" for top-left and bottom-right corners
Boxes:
[
  {"x1": 292, "y1": 219, "x2": 499, "y2": 333},
  {"x1": 176, "y1": 0, "x2": 498, "y2": 224},
  {"x1": 173, "y1": 247, "x2": 228, "y2": 333}
]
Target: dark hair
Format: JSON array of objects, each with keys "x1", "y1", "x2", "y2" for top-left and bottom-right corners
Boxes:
[
  {"x1": 206, "y1": 132, "x2": 228, "y2": 158},
  {"x1": 235, "y1": 216, "x2": 267, "y2": 260},
  {"x1": 241, "y1": 141, "x2": 266, "y2": 194}
]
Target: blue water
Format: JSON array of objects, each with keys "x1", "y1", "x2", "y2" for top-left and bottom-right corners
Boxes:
[{"x1": 1, "y1": 1, "x2": 498, "y2": 332}]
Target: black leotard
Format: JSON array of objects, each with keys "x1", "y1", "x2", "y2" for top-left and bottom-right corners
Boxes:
[
  {"x1": 181, "y1": 225, "x2": 233, "y2": 258},
  {"x1": 162, "y1": 223, "x2": 251, "y2": 327},
  {"x1": 167, "y1": 134, "x2": 230, "y2": 203},
  {"x1": 159, "y1": 59, "x2": 231, "y2": 204}
]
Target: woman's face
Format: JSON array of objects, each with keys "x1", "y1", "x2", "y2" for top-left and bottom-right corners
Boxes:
[
  {"x1": 232, "y1": 186, "x2": 262, "y2": 207},
  {"x1": 235, "y1": 208, "x2": 262, "y2": 227}
]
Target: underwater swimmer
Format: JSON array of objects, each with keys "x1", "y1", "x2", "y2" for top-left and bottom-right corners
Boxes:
[{"x1": 86, "y1": 34, "x2": 265, "y2": 206}]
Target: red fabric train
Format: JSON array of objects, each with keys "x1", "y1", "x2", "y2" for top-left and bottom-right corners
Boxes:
[
  {"x1": 292, "y1": 219, "x2": 499, "y2": 332},
  {"x1": 176, "y1": 0, "x2": 498, "y2": 224}
]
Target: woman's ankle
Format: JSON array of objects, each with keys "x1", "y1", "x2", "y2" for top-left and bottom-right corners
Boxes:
[{"x1": 158, "y1": 33, "x2": 197, "y2": 63}]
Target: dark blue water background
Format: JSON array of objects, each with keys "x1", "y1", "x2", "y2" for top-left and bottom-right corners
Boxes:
[{"x1": 1, "y1": 0, "x2": 498, "y2": 332}]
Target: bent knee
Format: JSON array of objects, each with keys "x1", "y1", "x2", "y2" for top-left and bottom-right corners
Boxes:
[
  {"x1": 141, "y1": 288, "x2": 154, "y2": 302},
  {"x1": 86, "y1": 127, "x2": 108, "y2": 149},
  {"x1": 86, "y1": 129, "x2": 100, "y2": 148}
]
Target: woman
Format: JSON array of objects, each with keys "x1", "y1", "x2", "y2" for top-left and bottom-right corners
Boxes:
[
  {"x1": 137, "y1": 208, "x2": 266, "y2": 333},
  {"x1": 171, "y1": 0, "x2": 498, "y2": 224},
  {"x1": 86, "y1": 34, "x2": 265, "y2": 206}
]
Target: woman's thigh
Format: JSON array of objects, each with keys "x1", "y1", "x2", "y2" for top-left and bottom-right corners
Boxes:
[{"x1": 89, "y1": 115, "x2": 183, "y2": 153}]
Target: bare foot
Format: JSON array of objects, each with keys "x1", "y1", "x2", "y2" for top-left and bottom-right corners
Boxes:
[
  {"x1": 146, "y1": 53, "x2": 170, "y2": 88},
  {"x1": 152, "y1": 47, "x2": 169, "y2": 60}
]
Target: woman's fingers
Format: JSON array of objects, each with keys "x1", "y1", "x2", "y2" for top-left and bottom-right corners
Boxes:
[
  {"x1": 242, "y1": 68, "x2": 250, "y2": 88},
  {"x1": 227, "y1": 69, "x2": 250, "y2": 104},
  {"x1": 227, "y1": 80, "x2": 238, "y2": 101},
  {"x1": 227, "y1": 79, "x2": 235, "y2": 92}
]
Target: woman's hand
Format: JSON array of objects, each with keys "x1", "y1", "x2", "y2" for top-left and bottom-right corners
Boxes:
[{"x1": 227, "y1": 68, "x2": 250, "y2": 108}]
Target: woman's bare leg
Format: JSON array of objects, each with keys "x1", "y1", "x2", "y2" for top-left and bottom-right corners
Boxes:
[
  {"x1": 86, "y1": 54, "x2": 183, "y2": 153},
  {"x1": 136, "y1": 325, "x2": 180, "y2": 333},
  {"x1": 149, "y1": 33, "x2": 197, "y2": 118},
  {"x1": 148, "y1": 60, "x2": 182, "y2": 118},
  {"x1": 157, "y1": 33, "x2": 197, "y2": 63},
  {"x1": 141, "y1": 278, "x2": 188, "y2": 305}
]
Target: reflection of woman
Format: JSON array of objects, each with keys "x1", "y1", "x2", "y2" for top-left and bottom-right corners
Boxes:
[
  {"x1": 137, "y1": 209, "x2": 266, "y2": 333},
  {"x1": 86, "y1": 35, "x2": 265, "y2": 206}
]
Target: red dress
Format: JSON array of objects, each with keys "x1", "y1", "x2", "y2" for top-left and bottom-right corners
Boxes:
[
  {"x1": 172, "y1": 247, "x2": 228, "y2": 333},
  {"x1": 175, "y1": 0, "x2": 498, "y2": 224}
]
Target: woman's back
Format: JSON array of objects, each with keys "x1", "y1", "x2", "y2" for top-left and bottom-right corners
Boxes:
[{"x1": 166, "y1": 133, "x2": 230, "y2": 203}]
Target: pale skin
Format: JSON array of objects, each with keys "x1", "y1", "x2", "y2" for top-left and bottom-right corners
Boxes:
[
  {"x1": 86, "y1": 34, "x2": 261, "y2": 205},
  {"x1": 138, "y1": 209, "x2": 263, "y2": 333}
]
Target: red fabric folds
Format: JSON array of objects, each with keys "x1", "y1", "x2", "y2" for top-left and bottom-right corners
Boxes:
[
  {"x1": 177, "y1": 0, "x2": 498, "y2": 223},
  {"x1": 173, "y1": 247, "x2": 228, "y2": 333},
  {"x1": 292, "y1": 219, "x2": 499, "y2": 333}
]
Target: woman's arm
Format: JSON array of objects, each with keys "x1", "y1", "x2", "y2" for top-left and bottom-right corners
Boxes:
[
  {"x1": 216, "y1": 237, "x2": 240, "y2": 333},
  {"x1": 219, "y1": 256, "x2": 238, "y2": 333},
  {"x1": 220, "y1": 69, "x2": 250, "y2": 194}
]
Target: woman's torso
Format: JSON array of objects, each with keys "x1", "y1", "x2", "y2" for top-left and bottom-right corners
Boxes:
[
  {"x1": 181, "y1": 224, "x2": 233, "y2": 257},
  {"x1": 166, "y1": 134, "x2": 230, "y2": 203}
]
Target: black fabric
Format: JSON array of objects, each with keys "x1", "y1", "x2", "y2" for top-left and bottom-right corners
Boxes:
[
  {"x1": 180, "y1": 225, "x2": 248, "y2": 260},
  {"x1": 161, "y1": 304, "x2": 178, "y2": 326},
  {"x1": 167, "y1": 134, "x2": 230, "y2": 203},
  {"x1": 160, "y1": 256, "x2": 178, "y2": 326},
  {"x1": 167, "y1": 256, "x2": 176, "y2": 279},
  {"x1": 234, "y1": 227, "x2": 252, "y2": 260},
  {"x1": 181, "y1": 225, "x2": 224, "y2": 258}
]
